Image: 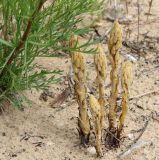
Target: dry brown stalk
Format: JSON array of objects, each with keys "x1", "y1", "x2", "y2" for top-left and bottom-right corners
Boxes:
[
  {"x1": 94, "y1": 44, "x2": 107, "y2": 127},
  {"x1": 108, "y1": 20, "x2": 122, "y2": 134},
  {"x1": 137, "y1": 0, "x2": 140, "y2": 44},
  {"x1": 125, "y1": 0, "x2": 129, "y2": 15},
  {"x1": 71, "y1": 51, "x2": 90, "y2": 145},
  {"x1": 147, "y1": 0, "x2": 153, "y2": 21},
  {"x1": 89, "y1": 95, "x2": 103, "y2": 157},
  {"x1": 117, "y1": 61, "x2": 133, "y2": 139}
]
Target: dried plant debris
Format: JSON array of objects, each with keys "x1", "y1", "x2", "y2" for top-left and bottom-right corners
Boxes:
[
  {"x1": 122, "y1": 38, "x2": 159, "y2": 58},
  {"x1": 50, "y1": 87, "x2": 71, "y2": 108},
  {"x1": 104, "y1": 2, "x2": 133, "y2": 23},
  {"x1": 118, "y1": 140, "x2": 153, "y2": 159},
  {"x1": 94, "y1": 44, "x2": 107, "y2": 127},
  {"x1": 89, "y1": 95, "x2": 103, "y2": 157},
  {"x1": 39, "y1": 90, "x2": 54, "y2": 102},
  {"x1": 71, "y1": 51, "x2": 90, "y2": 146},
  {"x1": 107, "y1": 20, "x2": 122, "y2": 146}
]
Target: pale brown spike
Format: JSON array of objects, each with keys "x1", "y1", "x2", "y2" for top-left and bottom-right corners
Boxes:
[
  {"x1": 117, "y1": 61, "x2": 133, "y2": 139},
  {"x1": 108, "y1": 20, "x2": 122, "y2": 56},
  {"x1": 94, "y1": 44, "x2": 107, "y2": 128},
  {"x1": 108, "y1": 21, "x2": 122, "y2": 132},
  {"x1": 89, "y1": 95, "x2": 103, "y2": 157},
  {"x1": 71, "y1": 50, "x2": 90, "y2": 145}
]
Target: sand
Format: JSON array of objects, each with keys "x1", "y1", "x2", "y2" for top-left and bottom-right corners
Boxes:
[{"x1": 0, "y1": 0, "x2": 159, "y2": 159}]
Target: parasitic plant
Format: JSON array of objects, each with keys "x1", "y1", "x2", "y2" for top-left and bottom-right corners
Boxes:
[
  {"x1": 117, "y1": 61, "x2": 133, "y2": 139},
  {"x1": 107, "y1": 20, "x2": 122, "y2": 145},
  {"x1": 89, "y1": 95, "x2": 103, "y2": 157},
  {"x1": 69, "y1": 33, "x2": 78, "y2": 56},
  {"x1": 108, "y1": 21, "x2": 122, "y2": 127},
  {"x1": 94, "y1": 44, "x2": 107, "y2": 127},
  {"x1": 71, "y1": 50, "x2": 91, "y2": 146},
  {"x1": 70, "y1": 19, "x2": 133, "y2": 156}
]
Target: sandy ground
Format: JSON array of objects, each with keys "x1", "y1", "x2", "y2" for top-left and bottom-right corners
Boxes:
[{"x1": 0, "y1": 0, "x2": 159, "y2": 160}]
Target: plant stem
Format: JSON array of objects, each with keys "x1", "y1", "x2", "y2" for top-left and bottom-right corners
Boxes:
[
  {"x1": 0, "y1": 0, "x2": 48, "y2": 78},
  {"x1": 147, "y1": 0, "x2": 153, "y2": 21},
  {"x1": 137, "y1": 0, "x2": 140, "y2": 44},
  {"x1": 125, "y1": 0, "x2": 129, "y2": 15}
]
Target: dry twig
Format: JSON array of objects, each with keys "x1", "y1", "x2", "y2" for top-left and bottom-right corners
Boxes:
[
  {"x1": 129, "y1": 90, "x2": 159, "y2": 100},
  {"x1": 118, "y1": 119, "x2": 150, "y2": 158},
  {"x1": 146, "y1": 0, "x2": 153, "y2": 20}
]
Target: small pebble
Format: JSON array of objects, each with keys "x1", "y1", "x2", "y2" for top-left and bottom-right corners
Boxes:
[
  {"x1": 57, "y1": 121, "x2": 65, "y2": 128},
  {"x1": 46, "y1": 141, "x2": 54, "y2": 146},
  {"x1": 87, "y1": 146, "x2": 96, "y2": 155},
  {"x1": 2, "y1": 132, "x2": 6, "y2": 136},
  {"x1": 127, "y1": 133, "x2": 134, "y2": 140},
  {"x1": 126, "y1": 54, "x2": 137, "y2": 62}
]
